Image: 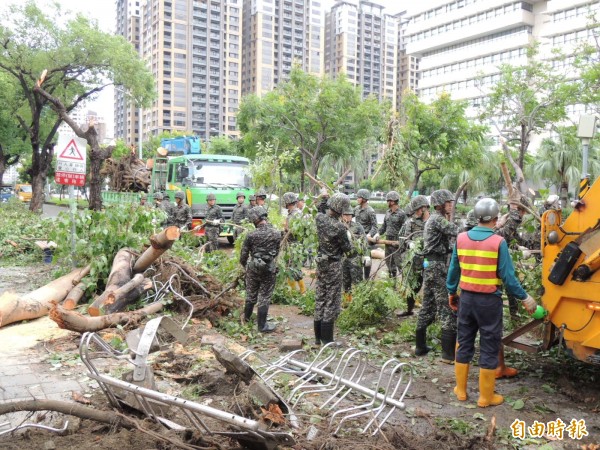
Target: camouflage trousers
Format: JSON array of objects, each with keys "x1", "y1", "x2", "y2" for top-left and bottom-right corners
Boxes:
[
  {"x1": 315, "y1": 258, "x2": 343, "y2": 323},
  {"x1": 205, "y1": 226, "x2": 220, "y2": 252},
  {"x1": 245, "y1": 269, "x2": 276, "y2": 308},
  {"x1": 385, "y1": 244, "x2": 403, "y2": 278},
  {"x1": 416, "y1": 260, "x2": 457, "y2": 333},
  {"x1": 342, "y1": 256, "x2": 363, "y2": 292}
]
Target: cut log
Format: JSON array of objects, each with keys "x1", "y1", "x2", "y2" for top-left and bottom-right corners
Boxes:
[
  {"x1": 50, "y1": 301, "x2": 164, "y2": 333},
  {"x1": 88, "y1": 249, "x2": 134, "y2": 316},
  {"x1": 62, "y1": 282, "x2": 86, "y2": 310},
  {"x1": 133, "y1": 226, "x2": 181, "y2": 274},
  {"x1": 367, "y1": 237, "x2": 400, "y2": 246},
  {"x1": 103, "y1": 275, "x2": 153, "y2": 314},
  {"x1": 0, "y1": 267, "x2": 89, "y2": 328},
  {"x1": 71, "y1": 264, "x2": 91, "y2": 285}
]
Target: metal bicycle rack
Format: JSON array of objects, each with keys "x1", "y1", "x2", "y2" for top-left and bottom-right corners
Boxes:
[
  {"x1": 240, "y1": 342, "x2": 413, "y2": 436},
  {"x1": 79, "y1": 327, "x2": 295, "y2": 450}
]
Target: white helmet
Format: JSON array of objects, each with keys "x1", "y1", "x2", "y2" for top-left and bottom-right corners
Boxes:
[{"x1": 545, "y1": 194, "x2": 560, "y2": 208}]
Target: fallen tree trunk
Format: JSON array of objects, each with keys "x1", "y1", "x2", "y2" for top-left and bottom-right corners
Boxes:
[
  {"x1": 0, "y1": 267, "x2": 90, "y2": 329},
  {"x1": 104, "y1": 274, "x2": 153, "y2": 314},
  {"x1": 62, "y1": 282, "x2": 86, "y2": 310},
  {"x1": 50, "y1": 301, "x2": 164, "y2": 333},
  {"x1": 367, "y1": 237, "x2": 400, "y2": 246},
  {"x1": 88, "y1": 249, "x2": 134, "y2": 316},
  {"x1": 133, "y1": 226, "x2": 180, "y2": 274}
]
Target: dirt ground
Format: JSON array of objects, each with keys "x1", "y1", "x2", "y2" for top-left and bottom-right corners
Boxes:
[{"x1": 0, "y1": 263, "x2": 599, "y2": 450}]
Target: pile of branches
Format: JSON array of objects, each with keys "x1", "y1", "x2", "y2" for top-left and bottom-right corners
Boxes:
[
  {"x1": 101, "y1": 151, "x2": 150, "y2": 192},
  {"x1": 0, "y1": 226, "x2": 242, "y2": 333}
]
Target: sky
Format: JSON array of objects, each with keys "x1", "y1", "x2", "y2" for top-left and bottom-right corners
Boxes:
[{"x1": 2, "y1": 0, "x2": 418, "y2": 137}]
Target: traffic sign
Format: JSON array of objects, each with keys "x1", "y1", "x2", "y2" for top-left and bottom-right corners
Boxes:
[{"x1": 55, "y1": 133, "x2": 87, "y2": 186}]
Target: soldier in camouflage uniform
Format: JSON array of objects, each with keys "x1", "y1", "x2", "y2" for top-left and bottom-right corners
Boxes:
[
  {"x1": 139, "y1": 193, "x2": 148, "y2": 207},
  {"x1": 341, "y1": 206, "x2": 367, "y2": 303},
  {"x1": 204, "y1": 193, "x2": 223, "y2": 252},
  {"x1": 314, "y1": 193, "x2": 353, "y2": 345},
  {"x1": 464, "y1": 209, "x2": 478, "y2": 232},
  {"x1": 231, "y1": 192, "x2": 249, "y2": 240},
  {"x1": 255, "y1": 189, "x2": 267, "y2": 207},
  {"x1": 397, "y1": 195, "x2": 430, "y2": 317},
  {"x1": 173, "y1": 191, "x2": 192, "y2": 229},
  {"x1": 240, "y1": 206, "x2": 282, "y2": 333},
  {"x1": 416, "y1": 189, "x2": 460, "y2": 363},
  {"x1": 374, "y1": 191, "x2": 407, "y2": 285},
  {"x1": 249, "y1": 194, "x2": 257, "y2": 208},
  {"x1": 154, "y1": 192, "x2": 175, "y2": 227},
  {"x1": 316, "y1": 187, "x2": 330, "y2": 214},
  {"x1": 354, "y1": 189, "x2": 378, "y2": 279},
  {"x1": 283, "y1": 192, "x2": 306, "y2": 293}
]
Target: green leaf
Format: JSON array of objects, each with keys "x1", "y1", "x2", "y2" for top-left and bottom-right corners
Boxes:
[{"x1": 512, "y1": 399, "x2": 525, "y2": 410}]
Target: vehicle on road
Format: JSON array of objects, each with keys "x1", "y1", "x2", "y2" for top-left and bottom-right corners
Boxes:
[
  {"x1": 15, "y1": 184, "x2": 32, "y2": 202},
  {"x1": 1, "y1": 185, "x2": 14, "y2": 203}
]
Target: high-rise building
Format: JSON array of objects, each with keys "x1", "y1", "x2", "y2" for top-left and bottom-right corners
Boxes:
[
  {"x1": 114, "y1": 0, "x2": 142, "y2": 146},
  {"x1": 241, "y1": 0, "x2": 323, "y2": 96},
  {"x1": 404, "y1": 0, "x2": 599, "y2": 115},
  {"x1": 140, "y1": 0, "x2": 242, "y2": 140},
  {"x1": 324, "y1": 0, "x2": 400, "y2": 108}
]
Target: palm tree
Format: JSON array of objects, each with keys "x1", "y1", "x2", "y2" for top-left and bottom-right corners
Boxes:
[{"x1": 529, "y1": 127, "x2": 600, "y2": 207}]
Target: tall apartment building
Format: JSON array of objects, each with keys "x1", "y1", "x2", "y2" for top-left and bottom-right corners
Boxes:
[
  {"x1": 324, "y1": 0, "x2": 400, "y2": 109},
  {"x1": 241, "y1": 0, "x2": 323, "y2": 95},
  {"x1": 140, "y1": 0, "x2": 242, "y2": 140},
  {"x1": 404, "y1": 0, "x2": 599, "y2": 114},
  {"x1": 115, "y1": 0, "x2": 142, "y2": 146}
]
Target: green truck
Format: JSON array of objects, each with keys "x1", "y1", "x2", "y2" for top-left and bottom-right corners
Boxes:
[{"x1": 102, "y1": 137, "x2": 253, "y2": 242}]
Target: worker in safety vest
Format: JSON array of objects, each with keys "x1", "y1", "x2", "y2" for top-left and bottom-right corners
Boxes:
[{"x1": 446, "y1": 198, "x2": 537, "y2": 408}]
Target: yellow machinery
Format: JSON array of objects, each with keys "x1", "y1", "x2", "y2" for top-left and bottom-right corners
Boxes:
[{"x1": 504, "y1": 115, "x2": 600, "y2": 364}]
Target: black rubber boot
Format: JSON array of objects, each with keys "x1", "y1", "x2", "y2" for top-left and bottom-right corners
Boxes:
[
  {"x1": 257, "y1": 306, "x2": 276, "y2": 333},
  {"x1": 313, "y1": 320, "x2": 322, "y2": 345},
  {"x1": 243, "y1": 302, "x2": 254, "y2": 322},
  {"x1": 441, "y1": 329, "x2": 457, "y2": 364},
  {"x1": 363, "y1": 265, "x2": 371, "y2": 280},
  {"x1": 415, "y1": 328, "x2": 431, "y2": 356},
  {"x1": 320, "y1": 321, "x2": 334, "y2": 344},
  {"x1": 397, "y1": 296, "x2": 415, "y2": 317}
]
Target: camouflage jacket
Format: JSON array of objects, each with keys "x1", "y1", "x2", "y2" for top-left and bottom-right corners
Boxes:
[
  {"x1": 399, "y1": 215, "x2": 428, "y2": 266},
  {"x1": 240, "y1": 223, "x2": 282, "y2": 272},
  {"x1": 346, "y1": 221, "x2": 368, "y2": 259},
  {"x1": 173, "y1": 203, "x2": 192, "y2": 229},
  {"x1": 231, "y1": 203, "x2": 249, "y2": 224},
  {"x1": 205, "y1": 204, "x2": 223, "y2": 228},
  {"x1": 494, "y1": 208, "x2": 522, "y2": 243},
  {"x1": 317, "y1": 198, "x2": 329, "y2": 214},
  {"x1": 285, "y1": 206, "x2": 302, "y2": 234},
  {"x1": 378, "y1": 208, "x2": 407, "y2": 241},
  {"x1": 422, "y1": 211, "x2": 459, "y2": 258},
  {"x1": 354, "y1": 204, "x2": 378, "y2": 237},
  {"x1": 316, "y1": 213, "x2": 352, "y2": 260},
  {"x1": 158, "y1": 199, "x2": 175, "y2": 225}
]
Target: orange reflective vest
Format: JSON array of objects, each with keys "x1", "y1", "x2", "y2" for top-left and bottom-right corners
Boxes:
[{"x1": 456, "y1": 232, "x2": 503, "y2": 293}]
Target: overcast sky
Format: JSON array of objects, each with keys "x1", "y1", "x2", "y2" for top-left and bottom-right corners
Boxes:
[{"x1": 3, "y1": 0, "x2": 416, "y2": 137}]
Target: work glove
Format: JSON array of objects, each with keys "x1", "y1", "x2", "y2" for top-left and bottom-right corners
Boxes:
[
  {"x1": 408, "y1": 241, "x2": 416, "y2": 250},
  {"x1": 362, "y1": 256, "x2": 372, "y2": 268},
  {"x1": 508, "y1": 188, "x2": 523, "y2": 207},
  {"x1": 212, "y1": 219, "x2": 221, "y2": 225},
  {"x1": 373, "y1": 233, "x2": 380, "y2": 242},
  {"x1": 448, "y1": 293, "x2": 459, "y2": 312},
  {"x1": 522, "y1": 294, "x2": 537, "y2": 314}
]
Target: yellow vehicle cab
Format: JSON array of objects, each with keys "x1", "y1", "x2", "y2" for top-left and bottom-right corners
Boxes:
[{"x1": 15, "y1": 184, "x2": 32, "y2": 202}]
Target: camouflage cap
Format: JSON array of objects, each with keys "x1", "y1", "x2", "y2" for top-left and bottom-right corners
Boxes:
[
  {"x1": 410, "y1": 195, "x2": 429, "y2": 211},
  {"x1": 357, "y1": 189, "x2": 370, "y2": 200},
  {"x1": 174, "y1": 191, "x2": 185, "y2": 200},
  {"x1": 283, "y1": 192, "x2": 297, "y2": 205},
  {"x1": 154, "y1": 192, "x2": 164, "y2": 200},
  {"x1": 386, "y1": 191, "x2": 400, "y2": 202},
  {"x1": 236, "y1": 191, "x2": 246, "y2": 199},
  {"x1": 206, "y1": 193, "x2": 216, "y2": 201},
  {"x1": 465, "y1": 209, "x2": 478, "y2": 228},
  {"x1": 247, "y1": 206, "x2": 268, "y2": 224},
  {"x1": 342, "y1": 205, "x2": 354, "y2": 215},
  {"x1": 327, "y1": 192, "x2": 350, "y2": 214},
  {"x1": 249, "y1": 194, "x2": 256, "y2": 201},
  {"x1": 430, "y1": 189, "x2": 454, "y2": 207},
  {"x1": 256, "y1": 188, "x2": 267, "y2": 199},
  {"x1": 140, "y1": 192, "x2": 148, "y2": 199}
]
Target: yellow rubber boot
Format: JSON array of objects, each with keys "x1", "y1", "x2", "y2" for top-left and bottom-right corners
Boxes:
[
  {"x1": 287, "y1": 279, "x2": 298, "y2": 291},
  {"x1": 343, "y1": 293, "x2": 352, "y2": 306},
  {"x1": 477, "y1": 368, "x2": 504, "y2": 407},
  {"x1": 453, "y1": 362, "x2": 469, "y2": 401},
  {"x1": 495, "y1": 347, "x2": 518, "y2": 379},
  {"x1": 298, "y1": 279, "x2": 306, "y2": 294}
]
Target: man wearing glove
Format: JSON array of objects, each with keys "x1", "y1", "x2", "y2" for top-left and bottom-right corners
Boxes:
[
  {"x1": 354, "y1": 189, "x2": 378, "y2": 279},
  {"x1": 204, "y1": 193, "x2": 223, "y2": 252},
  {"x1": 173, "y1": 191, "x2": 192, "y2": 230},
  {"x1": 377, "y1": 191, "x2": 407, "y2": 287},
  {"x1": 341, "y1": 206, "x2": 367, "y2": 304},
  {"x1": 446, "y1": 198, "x2": 537, "y2": 408}
]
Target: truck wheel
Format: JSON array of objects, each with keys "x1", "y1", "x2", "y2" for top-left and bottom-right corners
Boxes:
[{"x1": 227, "y1": 236, "x2": 235, "y2": 245}]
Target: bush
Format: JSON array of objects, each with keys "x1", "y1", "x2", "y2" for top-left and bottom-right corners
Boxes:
[
  {"x1": 337, "y1": 280, "x2": 400, "y2": 332},
  {"x1": 0, "y1": 200, "x2": 52, "y2": 263},
  {"x1": 49, "y1": 204, "x2": 167, "y2": 291}
]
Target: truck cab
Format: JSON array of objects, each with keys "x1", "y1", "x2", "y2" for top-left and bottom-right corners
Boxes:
[{"x1": 15, "y1": 184, "x2": 32, "y2": 202}]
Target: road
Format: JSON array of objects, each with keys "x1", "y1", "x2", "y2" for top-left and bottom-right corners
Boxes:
[{"x1": 42, "y1": 203, "x2": 69, "y2": 219}]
